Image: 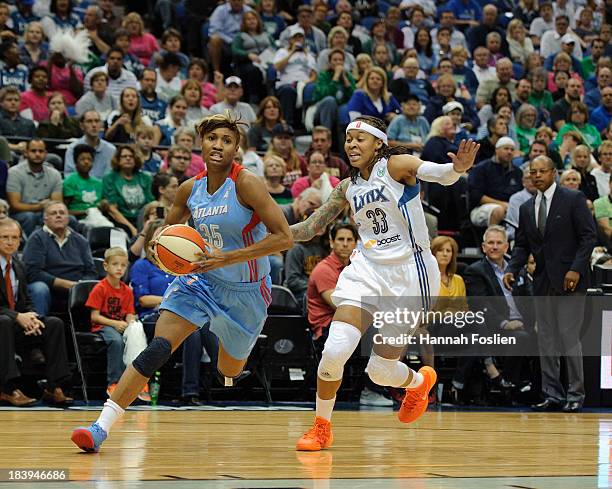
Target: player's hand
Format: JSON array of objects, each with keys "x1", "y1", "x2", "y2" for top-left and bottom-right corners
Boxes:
[
  {"x1": 503, "y1": 272, "x2": 515, "y2": 290},
  {"x1": 192, "y1": 244, "x2": 224, "y2": 273},
  {"x1": 564, "y1": 270, "x2": 580, "y2": 292},
  {"x1": 148, "y1": 225, "x2": 169, "y2": 268},
  {"x1": 448, "y1": 139, "x2": 480, "y2": 173}
]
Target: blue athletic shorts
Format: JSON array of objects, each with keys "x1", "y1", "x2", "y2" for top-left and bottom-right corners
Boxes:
[{"x1": 160, "y1": 273, "x2": 272, "y2": 359}]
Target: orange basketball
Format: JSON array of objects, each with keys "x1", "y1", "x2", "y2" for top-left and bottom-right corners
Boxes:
[{"x1": 154, "y1": 224, "x2": 209, "y2": 275}]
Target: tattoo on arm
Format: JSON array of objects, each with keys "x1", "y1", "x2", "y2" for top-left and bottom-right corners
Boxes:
[{"x1": 290, "y1": 179, "x2": 349, "y2": 242}]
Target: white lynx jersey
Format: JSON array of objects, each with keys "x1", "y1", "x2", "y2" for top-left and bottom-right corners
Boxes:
[{"x1": 346, "y1": 157, "x2": 430, "y2": 264}]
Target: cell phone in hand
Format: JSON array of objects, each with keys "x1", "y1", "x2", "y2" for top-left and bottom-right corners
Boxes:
[{"x1": 156, "y1": 206, "x2": 165, "y2": 219}]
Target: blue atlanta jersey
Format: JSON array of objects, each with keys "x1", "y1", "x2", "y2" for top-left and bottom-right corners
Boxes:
[{"x1": 187, "y1": 162, "x2": 270, "y2": 283}]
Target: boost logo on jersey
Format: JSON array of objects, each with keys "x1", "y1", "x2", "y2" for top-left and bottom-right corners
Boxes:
[{"x1": 364, "y1": 234, "x2": 402, "y2": 248}]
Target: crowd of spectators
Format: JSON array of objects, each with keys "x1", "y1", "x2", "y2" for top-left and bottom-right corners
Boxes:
[{"x1": 0, "y1": 0, "x2": 610, "y2": 408}]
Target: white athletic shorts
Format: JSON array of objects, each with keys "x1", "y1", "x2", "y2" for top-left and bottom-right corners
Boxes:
[{"x1": 332, "y1": 249, "x2": 441, "y2": 336}]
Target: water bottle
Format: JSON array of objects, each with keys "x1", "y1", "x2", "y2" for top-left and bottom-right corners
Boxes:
[{"x1": 150, "y1": 371, "x2": 161, "y2": 406}]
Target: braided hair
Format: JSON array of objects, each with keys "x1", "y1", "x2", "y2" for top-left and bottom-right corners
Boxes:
[{"x1": 347, "y1": 116, "x2": 414, "y2": 183}]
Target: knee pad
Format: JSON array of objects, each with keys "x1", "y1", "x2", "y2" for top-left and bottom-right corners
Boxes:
[
  {"x1": 366, "y1": 353, "x2": 409, "y2": 387},
  {"x1": 132, "y1": 337, "x2": 172, "y2": 378},
  {"x1": 317, "y1": 321, "x2": 362, "y2": 382}
]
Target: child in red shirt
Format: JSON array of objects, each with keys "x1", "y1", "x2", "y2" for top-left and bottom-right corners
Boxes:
[{"x1": 86, "y1": 247, "x2": 148, "y2": 400}]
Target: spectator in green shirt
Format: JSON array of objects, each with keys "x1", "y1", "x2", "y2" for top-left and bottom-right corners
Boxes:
[
  {"x1": 313, "y1": 48, "x2": 356, "y2": 148},
  {"x1": 593, "y1": 173, "x2": 612, "y2": 242},
  {"x1": 102, "y1": 145, "x2": 153, "y2": 237},
  {"x1": 555, "y1": 101, "x2": 603, "y2": 150},
  {"x1": 528, "y1": 68, "x2": 554, "y2": 113},
  {"x1": 63, "y1": 144, "x2": 103, "y2": 217}
]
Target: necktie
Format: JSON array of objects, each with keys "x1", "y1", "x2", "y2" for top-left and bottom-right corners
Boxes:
[
  {"x1": 5, "y1": 258, "x2": 14, "y2": 310},
  {"x1": 538, "y1": 194, "x2": 547, "y2": 236}
]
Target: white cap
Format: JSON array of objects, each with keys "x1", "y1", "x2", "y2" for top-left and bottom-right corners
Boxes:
[
  {"x1": 495, "y1": 136, "x2": 516, "y2": 149},
  {"x1": 561, "y1": 33, "x2": 576, "y2": 44},
  {"x1": 288, "y1": 24, "x2": 305, "y2": 37},
  {"x1": 443, "y1": 101, "x2": 464, "y2": 114},
  {"x1": 225, "y1": 76, "x2": 242, "y2": 86}
]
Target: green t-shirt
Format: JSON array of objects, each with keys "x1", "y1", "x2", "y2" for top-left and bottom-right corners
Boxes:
[
  {"x1": 555, "y1": 123, "x2": 603, "y2": 150},
  {"x1": 63, "y1": 173, "x2": 103, "y2": 212},
  {"x1": 593, "y1": 195, "x2": 612, "y2": 227},
  {"x1": 102, "y1": 170, "x2": 154, "y2": 223}
]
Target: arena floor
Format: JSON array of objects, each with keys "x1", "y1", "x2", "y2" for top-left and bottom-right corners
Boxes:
[{"x1": 0, "y1": 406, "x2": 610, "y2": 488}]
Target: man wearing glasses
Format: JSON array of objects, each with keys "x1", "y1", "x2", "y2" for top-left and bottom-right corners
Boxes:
[{"x1": 503, "y1": 156, "x2": 597, "y2": 413}]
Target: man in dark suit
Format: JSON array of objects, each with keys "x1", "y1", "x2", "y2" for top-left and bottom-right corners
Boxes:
[
  {"x1": 463, "y1": 225, "x2": 534, "y2": 389},
  {"x1": 504, "y1": 156, "x2": 597, "y2": 412},
  {"x1": 0, "y1": 218, "x2": 73, "y2": 406}
]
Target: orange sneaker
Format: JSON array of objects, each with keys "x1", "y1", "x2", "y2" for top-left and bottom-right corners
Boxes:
[
  {"x1": 398, "y1": 366, "x2": 437, "y2": 424},
  {"x1": 106, "y1": 383, "x2": 118, "y2": 397},
  {"x1": 138, "y1": 383, "x2": 151, "y2": 402},
  {"x1": 296, "y1": 416, "x2": 333, "y2": 451}
]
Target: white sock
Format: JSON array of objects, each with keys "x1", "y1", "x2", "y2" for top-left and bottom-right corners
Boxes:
[
  {"x1": 406, "y1": 371, "x2": 424, "y2": 389},
  {"x1": 315, "y1": 395, "x2": 336, "y2": 422},
  {"x1": 96, "y1": 399, "x2": 125, "y2": 432}
]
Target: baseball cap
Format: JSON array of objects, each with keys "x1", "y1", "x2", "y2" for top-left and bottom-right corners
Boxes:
[
  {"x1": 272, "y1": 122, "x2": 294, "y2": 137},
  {"x1": 495, "y1": 136, "x2": 516, "y2": 149},
  {"x1": 443, "y1": 101, "x2": 464, "y2": 114},
  {"x1": 20, "y1": 0, "x2": 35, "y2": 5},
  {"x1": 225, "y1": 76, "x2": 242, "y2": 87},
  {"x1": 561, "y1": 34, "x2": 575, "y2": 44},
  {"x1": 288, "y1": 25, "x2": 306, "y2": 37}
]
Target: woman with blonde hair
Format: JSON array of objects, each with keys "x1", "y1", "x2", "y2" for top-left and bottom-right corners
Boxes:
[
  {"x1": 105, "y1": 87, "x2": 152, "y2": 144},
  {"x1": 416, "y1": 236, "x2": 468, "y2": 385},
  {"x1": 263, "y1": 155, "x2": 292, "y2": 204},
  {"x1": 347, "y1": 66, "x2": 400, "y2": 122},
  {"x1": 569, "y1": 144, "x2": 600, "y2": 201},
  {"x1": 547, "y1": 52, "x2": 582, "y2": 93},
  {"x1": 559, "y1": 168, "x2": 582, "y2": 190},
  {"x1": 515, "y1": 103, "x2": 538, "y2": 154},
  {"x1": 122, "y1": 12, "x2": 159, "y2": 66},
  {"x1": 506, "y1": 19, "x2": 534, "y2": 65},
  {"x1": 352, "y1": 53, "x2": 373, "y2": 85},
  {"x1": 19, "y1": 22, "x2": 49, "y2": 70},
  {"x1": 317, "y1": 26, "x2": 356, "y2": 72}
]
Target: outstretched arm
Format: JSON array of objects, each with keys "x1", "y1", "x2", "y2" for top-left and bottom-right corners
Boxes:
[
  {"x1": 291, "y1": 179, "x2": 350, "y2": 242},
  {"x1": 388, "y1": 140, "x2": 480, "y2": 185}
]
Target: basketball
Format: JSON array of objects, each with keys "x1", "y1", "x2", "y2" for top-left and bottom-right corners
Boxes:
[{"x1": 154, "y1": 224, "x2": 209, "y2": 275}]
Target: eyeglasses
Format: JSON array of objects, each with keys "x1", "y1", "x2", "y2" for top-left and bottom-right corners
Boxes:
[
  {"x1": 529, "y1": 168, "x2": 554, "y2": 176},
  {"x1": 172, "y1": 156, "x2": 190, "y2": 161}
]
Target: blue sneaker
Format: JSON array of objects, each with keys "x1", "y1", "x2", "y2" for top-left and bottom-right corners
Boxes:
[{"x1": 71, "y1": 423, "x2": 107, "y2": 452}]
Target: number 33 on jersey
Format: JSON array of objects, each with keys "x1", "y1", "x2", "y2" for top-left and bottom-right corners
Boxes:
[{"x1": 347, "y1": 157, "x2": 430, "y2": 263}]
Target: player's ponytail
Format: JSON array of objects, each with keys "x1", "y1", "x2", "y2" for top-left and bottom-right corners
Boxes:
[{"x1": 348, "y1": 116, "x2": 414, "y2": 183}]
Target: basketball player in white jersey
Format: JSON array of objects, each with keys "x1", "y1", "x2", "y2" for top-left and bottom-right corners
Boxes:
[{"x1": 291, "y1": 115, "x2": 479, "y2": 451}]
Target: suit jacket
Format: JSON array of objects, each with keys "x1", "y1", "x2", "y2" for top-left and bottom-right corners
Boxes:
[
  {"x1": 0, "y1": 256, "x2": 35, "y2": 320},
  {"x1": 464, "y1": 258, "x2": 511, "y2": 330},
  {"x1": 506, "y1": 186, "x2": 597, "y2": 294}
]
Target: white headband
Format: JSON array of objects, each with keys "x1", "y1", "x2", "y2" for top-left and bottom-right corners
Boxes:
[{"x1": 346, "y1": 121, "x2": 388, "y2": 145}]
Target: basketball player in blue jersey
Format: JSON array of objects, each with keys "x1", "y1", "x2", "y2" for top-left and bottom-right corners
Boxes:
[
  {"x1": 291, "y1": 116, "x2": 479, "y2": 451},
  {"x1": 70, "y1": 113, "x2": 293, "y2": 453}
]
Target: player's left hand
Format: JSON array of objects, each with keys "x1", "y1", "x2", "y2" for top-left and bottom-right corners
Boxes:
[
  {"x1": 192, "y1": 244, "x2": 225, "y2": 273},
  {"x1": 448, "y1": 139, "x2": 480, "y2": 173}
]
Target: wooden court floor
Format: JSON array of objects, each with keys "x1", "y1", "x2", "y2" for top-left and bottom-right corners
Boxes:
[{"x1": 0, "y1": 409, "x2": 610, "y2": 488}]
